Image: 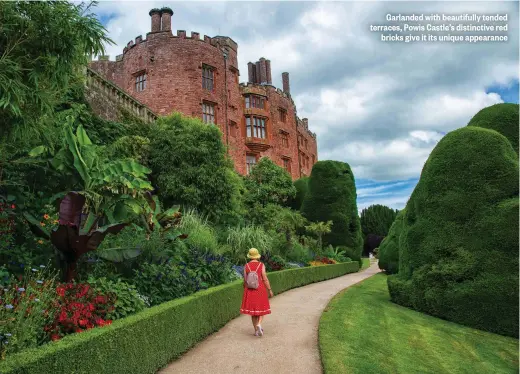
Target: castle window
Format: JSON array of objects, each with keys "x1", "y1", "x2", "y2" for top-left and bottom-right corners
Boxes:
[
  {"x1": 282, "y1": 158, "x2": 291, "y2": 173},
  {"x1": 246, "y1": 116, "x2": 266, "y2": 139},
  {"x1": 281, "y1": 132, "x2": 289, "y2": 147},
  {"x1": 202, "y1": 65, "x2": 214, "y2": 91},
  {"x1": 245, "y1": 95, "x2": 265, "y2": 109},
  {"x1": 305, "y1": 138, "x2": 308, "y2": 149},
  {"x1": 135, "y1": 73, "x2": 146, "y2": 92},
  {"x1": 202, "y1": 102, "x2": 215, "y2": 124},
  {"x1": 279, "y1": 108, "x2": 287, "y2": 123},
  {"x1": 246, "y1": 154, "x2": 257, "y2": 174}
]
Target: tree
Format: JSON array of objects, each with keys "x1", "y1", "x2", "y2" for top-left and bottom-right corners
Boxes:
[
  {"x1": 244, "y1": 157, "x2": 296, "y2": 208},
  {"x1": 148, "y1": 112, "x2": 244, "y2": 223},
  {"x1": 301, "y1": 161, "x2": 363, "y2": 256},
  {"x1": 360, "y1": 204, "x2": 399, "y2": 237},
  {"x1": 387, "y1": 124, "x2": 518, "y2": 338},
  {"x1": 0, "y1": 1, "x2": 113, "y2": 141}
]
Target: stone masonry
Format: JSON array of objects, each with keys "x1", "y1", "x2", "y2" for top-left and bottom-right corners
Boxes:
[{"x1": 88, "y1": 7, "x2": 317, "y2": 179}]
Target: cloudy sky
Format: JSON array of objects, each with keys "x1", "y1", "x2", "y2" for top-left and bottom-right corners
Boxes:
[{"x1": 91, "y1": 0, "x2": 519, "y2": 212}]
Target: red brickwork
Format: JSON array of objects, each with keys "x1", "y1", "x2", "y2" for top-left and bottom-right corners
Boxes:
[{"x1": 88, "y1": 7, "x2": 317, "y2": 180}]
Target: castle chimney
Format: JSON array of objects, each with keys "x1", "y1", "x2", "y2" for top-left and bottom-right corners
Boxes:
[
  {"x1": 302, "y1": 118, "x2": 308, "y2": 128},
  {"x1": 265, "y1": 60, "x2": 272, "y2": 85},
  {"x1": 282, "y1": 72, "x2": 290, "y2": 94},
  {"x1": 248, "y1": 62, "x2": 255, "y2": 83},
  {"x1": 149, "y1": 9, "x2": 161, "y2": 33},
  {"x1": 259, "y1": 58, "x2": 267, "y2": 84},
  {"x1": 255, "y1": 62, "x2": 261, "y2": 84},
  {"x1": 160, "y1": 7, "x2": 173, "y2": 32}
]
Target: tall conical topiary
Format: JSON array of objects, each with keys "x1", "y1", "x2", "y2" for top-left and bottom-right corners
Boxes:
[
  {"x1": 388, "y1": 124, "x2": 519, "y2": 338},
  {"x1": 378, "y1": 209, "x2": 405, "y2": 274},
  {"x1": 301, "y1": 161, "x2": 363, "y2": 260}
]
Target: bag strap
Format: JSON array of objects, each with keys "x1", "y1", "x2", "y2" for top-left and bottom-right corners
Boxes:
[
  {"x1": 255, "y1": 262, "x2": 262, "y2": 273},
  {"x1": 245, "y1": 263, "x2": 251, "y2": 273}
]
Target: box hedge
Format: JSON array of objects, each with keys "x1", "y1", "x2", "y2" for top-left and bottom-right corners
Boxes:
[{"x1": 0, "y1": 261, "x2": 359, "y2": 374}]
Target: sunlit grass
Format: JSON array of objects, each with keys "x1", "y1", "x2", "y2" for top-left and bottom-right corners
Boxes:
[{"x1": 319, "y1": 273, "x2": 519, "y2": 374}]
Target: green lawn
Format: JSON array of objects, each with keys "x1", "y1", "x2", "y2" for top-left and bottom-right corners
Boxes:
[
  {"x1": 360, "y1": 258, "x2": 370, "y2": 270},
  {"x1": 319, "y1": 273, "x2": 519, "y2": 374}
]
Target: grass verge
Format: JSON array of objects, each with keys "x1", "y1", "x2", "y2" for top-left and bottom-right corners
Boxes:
[
  {"x1": 319, "y1": 273, "x2": 519, "y2": 374},
  {"x1": 360, "y1": 257, "x2": 370, "y2": 270}
]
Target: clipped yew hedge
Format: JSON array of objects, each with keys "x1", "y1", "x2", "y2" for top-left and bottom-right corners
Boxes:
[{"x1": 0, "y1": 261, "x2": 359, "y2": 374}]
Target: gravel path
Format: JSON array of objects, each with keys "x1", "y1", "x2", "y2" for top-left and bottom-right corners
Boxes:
[{"x1": 159, "y1": 261, "x2": 381, "y2": 374}]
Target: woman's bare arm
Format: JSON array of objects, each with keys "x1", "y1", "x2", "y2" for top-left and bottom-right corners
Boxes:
[{"x1": 261, "y1": 264, "x2": 273, "y2": 294}]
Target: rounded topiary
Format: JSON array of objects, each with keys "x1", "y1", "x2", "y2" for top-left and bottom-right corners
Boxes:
[
  {"x1": 301, "y1": 160, "x2": 363, "y2": 258},
  {"x1": 467, "y1": 103, "x2": 519, "y2": 154},
  {"x1": 388, "y1": 126, "x2": 519, "y2": 337},
  {"x1": 289, "y1": 177, "x2": 309, "y2": 211},
  {"x1": 378, "y1": 209, "x2": 405, "y2": 274}
]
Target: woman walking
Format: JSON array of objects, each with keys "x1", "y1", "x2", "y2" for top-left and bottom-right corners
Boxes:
[{"x1": 240, "y1": 248, "x2": 274, "y2": 337}]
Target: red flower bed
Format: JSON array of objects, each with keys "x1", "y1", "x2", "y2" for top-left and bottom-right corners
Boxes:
[
  {"x1": 45, "y1": 283, "x2": 115, "y2": 341},
  {"x1": 315, "y1": 257, "x2": 336, "y2": 264}
]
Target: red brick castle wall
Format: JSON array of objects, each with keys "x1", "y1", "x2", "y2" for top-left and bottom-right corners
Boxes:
[{"x1": 89, "y1": 7, "x2": 317, "y2": 179}]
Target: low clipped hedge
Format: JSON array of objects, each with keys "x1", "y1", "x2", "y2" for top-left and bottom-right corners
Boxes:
[{"x1": 0, "y1": 261, "x2": 359, "y2": 374}]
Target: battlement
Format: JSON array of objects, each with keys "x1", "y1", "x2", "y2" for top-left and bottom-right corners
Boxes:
[{"x1": 297, "y1": 116, "x2": 317, "y2": 139}]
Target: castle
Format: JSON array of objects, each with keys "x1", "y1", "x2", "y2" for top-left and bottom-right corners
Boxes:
[{"x1": 88, "y1": 7, "x2": 317, "y2": 179}]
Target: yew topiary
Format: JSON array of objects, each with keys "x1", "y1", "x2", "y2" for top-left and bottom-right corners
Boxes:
[
  {"x1": 301, "y1": 161, "x2": 363, "y2": 258},
  {"x1": 378, "y1": 209, "x2": 405, "y2": 274},
  {"x1": 387, "y1": 125, "x2": 519, "y2": 337},
  {"x1": 467, "y1": 103, "x2": 519, "y2": 154}
]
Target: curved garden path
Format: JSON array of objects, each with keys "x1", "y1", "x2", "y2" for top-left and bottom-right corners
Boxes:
[{"x1": 159, "y1": 261, "x2": 381, "y2": 374}]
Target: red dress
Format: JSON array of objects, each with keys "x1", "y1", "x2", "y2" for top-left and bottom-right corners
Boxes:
[{"x1": 240, "y1": 261, "x2": 271, "y2": 316}]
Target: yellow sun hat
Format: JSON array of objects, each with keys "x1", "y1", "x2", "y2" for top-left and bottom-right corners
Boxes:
[{"x1": 247, "y1": 248, "x2": 261, "y2": 259}]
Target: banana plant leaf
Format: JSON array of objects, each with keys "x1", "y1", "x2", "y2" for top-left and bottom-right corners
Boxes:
[{"x1": 58, "y1": 192, "x2": 85, "y2": 227}]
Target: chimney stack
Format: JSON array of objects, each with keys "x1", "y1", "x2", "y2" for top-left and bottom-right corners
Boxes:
[
  {"x1": 265, "y1": 60, "x2": 272, "y2": 85},
  {"x1": 160, "y1": 7, "x2": 173, "y2": 32},
  {"x1": 248, "y1": 62, "x2": 255, "y2": 83},
  {"x1": 259, "y1": 58, "x2": 267, "y2": 84},
  {"x1": 149, "y1": 8, "x2": 161, "y2": 33},
  {"x1": 282, "y1": 72, "x2": 290, "y2": 94}
]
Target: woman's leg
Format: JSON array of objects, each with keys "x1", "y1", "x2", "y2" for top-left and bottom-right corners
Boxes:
[{"x1": 251, "y1": 316, "x2": 258, "y2": 330}]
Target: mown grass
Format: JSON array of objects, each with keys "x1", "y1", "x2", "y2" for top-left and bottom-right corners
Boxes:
[
  {"x1": 319, "y1": 273, "x2": 519, "y2": 374},
  {"x1": 360, "y1": 258, "x2": 371, "y2": 270}
]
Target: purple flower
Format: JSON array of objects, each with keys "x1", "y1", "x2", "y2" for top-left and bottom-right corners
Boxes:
[
  {"x1": 31, "y1": 268, "x2": 37, "y2": 272},
  {"x1": 36, "y1": 280, "x2": 43, "y2": 284},
  {"x1": 5, "y1": 304, "x2": 13, "y2": 309},
  {"x1": 5, "y1": 333, "x2": 11, "y2": 337},
  {"x1": 17, "y1": 287, "x2": 25, "y2": 292},
  {"x1": 39, "y1": 265, "x2": 45, "y2": 268}
]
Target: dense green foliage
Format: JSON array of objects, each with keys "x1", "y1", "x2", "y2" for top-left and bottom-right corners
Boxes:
[
  {"x1": 148, "y1": 113, "x2": 244, "y2": 223},
  {"x1": 0, "y1": 262, "x2": 359, "y2": 374},
  {"x1": 360, "y1": 204, "x2": 398, "y2": 237},
  {"x1": 377, "y1": 210, "x2": 405, "y2": 274},
  {"x1": 289, "y1": 177, "x2": 309, "y2": 210},
  {"x1": 320, "y1": 274, "x2": 519, "y2": 374},
  {"x1": 388, "y1": 125, "x2": 519, "y2": 337},
  {"x1": 467, "y1": 103, "x2": 519, "y2": 154},
  {"x1": 0, "y1": 1, "x2": 112, "y2": 140},
  {"x1": 301, "y1": 161, "x2": 363, "y2": 256},
  {"x1": 244, "y1": 157, "x2": 296, "y2": 208}
]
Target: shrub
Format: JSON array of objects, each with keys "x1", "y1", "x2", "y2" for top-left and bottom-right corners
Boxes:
[
  {"x1": 467, "y1": 103, "x2": 519, "y2": 154},
  {"x1": 148, "y1": 113, "x2": 244, "y2": 222},
  {"x1": 388, "y1": 126, "x2": 519, "y2": 338},
  {"x1": 86, "y1": 277, "x2": 146, "y2": 320},
  {"x1": 288, "y1": 177, "x2": 309, "y2": 211},
  {"x1": 301, "y1": 161, "x2": 363, "y2": 256},
  {"x1": 262, "y1": 254, "x2": 287, "y2": 272},
  {"x1": 285, "y1": 240, "x2": 313, "y2": 264},
  {"x1": 0, "y1": 262, "x2": 360, "y2": 374},
  {"x1": 360, "y1": 204, "x2": 399, "y2": 237},
  {"x1": 377, "y1": 210, "x2": 405, "y2": 274},
  {"x1": 243, "y1": 157, "x2": 296, "y2": 208},
  {"x1": 338, "y1": 246, "x2": 362, "y2": 268}
]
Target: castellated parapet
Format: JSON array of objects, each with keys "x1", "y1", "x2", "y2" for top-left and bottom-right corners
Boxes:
[{"x1": 89, "y1": 8, "x2": 317, "y2": 179}]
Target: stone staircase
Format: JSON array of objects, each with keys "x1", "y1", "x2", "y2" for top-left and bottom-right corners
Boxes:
[{"x1": 85, "y1": 67, "x2": 158, "y2": 124}]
